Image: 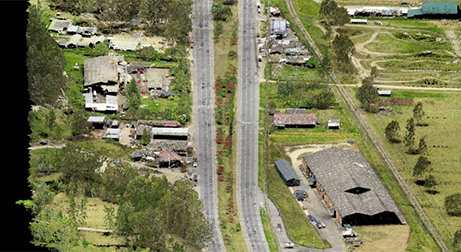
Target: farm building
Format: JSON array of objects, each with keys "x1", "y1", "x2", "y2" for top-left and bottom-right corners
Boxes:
[
  {"x1": 271, "y1": 19, "x2": 288, "y2": 37},
  {"x1": 136, "y1": 124, "x2": 153, "y2": 139},
  {"x1": 328, "y1": 119, "x2": 340, "y2": 129},
  {"x1": 48, "y1": 18, "x2": 72, "y2": 33},
  {"x1": 89, "y1": 35, "x2": 105, "y2": 48},
  {"x1": 102, "y1": 128, "x2": 121, "y2": 140},
  {"x1": 109, "y1": 39, "x2": 140, "y2": 51},
  {"x1": 67, "y1": 34, "x2": 82, "y2": 48},
  {"x1": 157, "y1": 150, "x2": 184, "y2": 167},
  {"x1": 350, "y1": 19, "x2": 367, "y2": 24},
  {"x1": 378, "y1": 90, "x2": 392, "y2": 96},
  {"x1": 151, "y1": 127, "x2": 189, "y2": 140},
  {"x1": 87, "y1": 116, "x2": 106, "y2": 129},
  {"x1": 146, "y1": 71, "x2": 163, "y2": 90},
  {"x1": 138, "y1": 120, "x2": 180, "y2": 127},
  {"x1": 301, "y1": 147, "x2": 405, "y2": 226},
  {"x1": 407, "y1": 1, "x2": 459, "y2": 18},
  {"x1": 273, "y1": 113, "x2": 316, "y2": 128},
  {"x1": 274, "y1": 159, "x2": 300, "y2": 186},
  {"x1": 84, "y1": 56, "x2": 119, "y2": 87}
]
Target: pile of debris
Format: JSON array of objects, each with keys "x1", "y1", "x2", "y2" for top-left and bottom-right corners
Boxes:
[
  {"x1": 129, "y1": 148, "x2": 156, "y2": 161},
  {"x1": 148, "y1": 141, "x2": 189, "y2": 155}
]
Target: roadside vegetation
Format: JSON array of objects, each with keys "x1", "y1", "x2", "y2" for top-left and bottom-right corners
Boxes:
[{"x1": 212, "y1": 0, "x2": 246, "y2": 250}]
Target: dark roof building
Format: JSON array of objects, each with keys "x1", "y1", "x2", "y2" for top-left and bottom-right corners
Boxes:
[
  {"x1": 407, "y1": 1, "x2": 459, "y2": 18},
  {"x1": 301, "y1": 147, "x2": 405, "y2": 226},
  {"x1": 274, "y1": 159, "x2": 300, "y2": 186},
  {"x1": 274, "y1": 113, "x2": 316, "y2": 128}
]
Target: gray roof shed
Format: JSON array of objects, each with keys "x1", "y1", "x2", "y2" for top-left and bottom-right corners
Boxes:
[
  {"x1": 84, "y1": 56, "x2": 119, "y2": 86},
  {"x1": 302, "y1": 147, "x2": 404, "y2": 225},
  {"x1": 274, "y1": 159, "x2": 300, "y2": 186}
]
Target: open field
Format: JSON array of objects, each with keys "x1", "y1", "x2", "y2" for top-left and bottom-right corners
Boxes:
[
  {"x1": 353, "y1": 225, "x2": 410, "y2": 252},
  {"x1": 346, "y1": 88, "x2": 461, "y2": 251},
  {"x1": 346, "y1": 21, "x2": 461, "y2": 87}
]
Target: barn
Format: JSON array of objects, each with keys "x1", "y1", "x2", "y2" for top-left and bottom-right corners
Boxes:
[
  {"x1": 301, "y1": 147, "x2": 405, "y2": 226},
  {"x1": 274, "y1": 159, "x2": 300, "y2": 186},
  {"x1": 273, "y1": 113, "x2": 316, "y2": 128}
]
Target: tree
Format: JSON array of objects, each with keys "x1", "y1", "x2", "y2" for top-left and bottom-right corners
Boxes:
[
  {"x1": 141, "y1": 128, "x2": 151, "y2": 145},
  {"x1": 356, "y1": 77, "x2": 379, "y2": 111},
  {"x1": 212, "y1": 3, "x2": 233, "y2": 21},
  {"x1": 90, "y1": 42, "x2": 109, "y2": 57},
  {"x1": 404, "y1": 117, "x2": 415, "y2": 148},
  {"x1": 312, "y1": 90, "x2": 335, "y2": 109},
  {"x1": 417, "y1": 135, "x2": 428, "y2": 155},
  {"x1": 385, "y1": 120, "x2": 400, "y2": 143},
  {"x1": 126, "y1": 79, "x2": 142, "y2": 111},
  {"x1": 371, "y1": 66, "x2": 379, "y2": 78},
  {"x1": 318, "y1": 50, "x2": 332, "y2": 79},
  {"x1": 454, "y1": 229, "x2": 461, "y2": 250},
  {"x1": 46, "y1": 110, "x2": 57, "y2": 135},
  {"x1": 413, "y1": 155, "x2": 431, "y2": 177},
  {"x1": 413, "y1": 101, "x2": 426, "y2": 125},
  {"x1": 444, "y1": 193, "x2": 461, "y2": 216},
  {"x1": 51, "y1": 143, "x2": 106, "y2": 186},
  {"x1": 27, "y1": 0, "x2": 67, "y2": 107},
  {"x1": 332, "y1": 34, "x2": 355, "y2": 74},
  {"x1": 70, "y1": 109, "x2": 89, "y2": 137},
  {"x1": 319, "y1": 0, "x2": 338, "y2": 17},
  {"x1": 164, "y1": 0, "x2": 193, "y2": 44},
  {"x1": 331, "y1": 6, "x2": 350, "y2": 26},
  {"x1": 424, "y1": 175, "x2": 437, "y2": 190},
  {"x1": 138, "y1": 47, "x2": 159, "y2": 61},
  {"x1": 277, "y1": 82, "x2": 294, "y2": 97}
]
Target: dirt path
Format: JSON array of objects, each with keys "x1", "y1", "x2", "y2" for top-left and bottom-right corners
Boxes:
[{"x1": 444, "y1": 29, "x2": 461, "y2": 63}]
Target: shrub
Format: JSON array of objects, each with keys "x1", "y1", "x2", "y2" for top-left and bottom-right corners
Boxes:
[
  {"x1": 228, "y1": 50, "x2": 237, "y2": 57},
  {"x1": 445, "y1": 193, "x2": 461, "y2": 216}
]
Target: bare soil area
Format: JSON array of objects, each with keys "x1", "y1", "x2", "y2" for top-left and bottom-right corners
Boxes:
[
  {"x1": 352, "y1": 225, "x2": 410, "y2": 252},
  {"x1": 283, "y1": 142, "x2": 358, "y2": 168}
]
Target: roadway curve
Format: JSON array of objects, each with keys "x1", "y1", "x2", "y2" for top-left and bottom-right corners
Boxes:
[
  {"x1": 191, "y1": 0, "x2": 225, "y2": 250},
  {"x1": 237, "y1": 0, "x2": 270, "y2": 250},
  {"x1": 284, "y1": 0, "x2": 449, "y2": 251}
]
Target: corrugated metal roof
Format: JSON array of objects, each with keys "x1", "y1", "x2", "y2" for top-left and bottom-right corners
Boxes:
[
  {"x1": 87, "y1": 116, "x2": 105, "y2": 123},
  {"x1": 274, "y1": 159, "x2": 300, "y2": 186},
  {"x1": 151, "y1": 127, "x2": 189, "y2": 135},
  {"x1": 407, "y1": 8, "x2": 424, "y2": 17},
  {"x1": 302, "y1": 148, "x2": 402, "y2": 219},
  {"x1": 273, "y1": 113, "x2": 316, "y2": 125},
  {"x1": 422, "y1": 1, "x2": 458, "y2": 15}
]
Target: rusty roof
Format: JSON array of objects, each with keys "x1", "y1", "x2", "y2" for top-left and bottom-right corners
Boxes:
[{"x1": 273, "y1": 113, "x2": 316, "y2": 125}]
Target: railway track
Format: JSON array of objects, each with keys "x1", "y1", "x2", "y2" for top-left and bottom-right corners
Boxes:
[{"x1": 285, "y1": 0, "x2": 448, "y2": 251}]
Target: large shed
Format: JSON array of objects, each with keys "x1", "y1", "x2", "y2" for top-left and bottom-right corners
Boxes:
[
  {"x1": 273, "y1": 113, "x2": 316, "y2": 128},
  {"x1": 274, "y1": 159, "x2": 300, "y2": 186},
  {"x1": 84, "y1": 56, "x2": 119, "y2": 87},
  {"x1": 408, "y1": 1, "x2": 459, "y2": 18},
  {"x1": 301, "y1": 147, "x2": 405, "y2": 226}
]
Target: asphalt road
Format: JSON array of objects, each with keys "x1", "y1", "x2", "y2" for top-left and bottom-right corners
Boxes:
[
  {"x1": 237, "y1": 0, "x2": 270, "y2": 251},
  {"x1": 191, "y1": 0, "x2": 225, "y2": 250}
]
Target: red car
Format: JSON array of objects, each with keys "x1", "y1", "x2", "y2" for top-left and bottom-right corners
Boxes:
[{"x1": 190, "y1": 42, "x2": 194, "y2": 49}]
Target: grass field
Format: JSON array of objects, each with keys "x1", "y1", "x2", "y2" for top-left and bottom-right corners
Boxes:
[
  {"x1": 336, "y1": 0, "x2": 461, "y2": 6},
  {"x1": 346, "y1": 88, "x2": 461, "y2": 251}
]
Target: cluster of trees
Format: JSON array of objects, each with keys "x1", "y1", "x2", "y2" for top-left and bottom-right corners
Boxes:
[
  {"x1": 319, "y1": 0, "x2": 350, "y2": 26},
  {"x1": 27, "y1": 1, "x2": 67, "y2": 108},
  {"x1": 24, "y1": 144, "x2": 211, "y2": 251},
  {"x1": 211, "y1": 3, "x2": 233, "y2": 21},
  {"x1": 356, "y1": 76, "x2": 379, "y2": 112},
  {"x1": 48, "y1": 0, "x2": 193, "y2": 44}
]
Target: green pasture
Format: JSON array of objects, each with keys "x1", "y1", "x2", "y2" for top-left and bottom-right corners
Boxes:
[{"x1": 351, "y1": 88, "x2": 461, "y2": 251}]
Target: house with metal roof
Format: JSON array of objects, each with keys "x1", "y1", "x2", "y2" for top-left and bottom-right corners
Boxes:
[
  {"x1": 102, "y1": 128, "x2": 121, "y2": 140},
  {"x1": 84, "y1": 56, "x2": 119, "y2": 87},
  {"x1": 67, "y1": 34, "x2": 82, "y2": 48},
  {"x1": 271, "y1": 19, "x2": 288, "y2": 37},
  {"x1": 273, "y1": 113, "x2": 316, "y2": 128},
  {"x1": 378, "y1": 89, "x2": 392, "y2": 96},
  {"x1": 301, "y1": 147, "x2": 405, "y2": 226},
  {"x1": 48, "y1": 18, "x2": 72, "y2": 33},
  {"x1": 274, "y1": 159, "x2": 300, "y2": 186},
  {"x1": 146, "y1": 71, "x2": 163, "y2": 90},
  {"x1": 328, "y1": 119, "x2": 340, "y2": 129},
  {"x1": 87, "y1": 116, "x2": 106, "y2": 128},
  {"x1": 407, "y1": 1, "x2": 459, "y2": 18}
]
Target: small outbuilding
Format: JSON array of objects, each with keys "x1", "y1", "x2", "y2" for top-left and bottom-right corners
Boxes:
[
  {"x1": 378, "y1": 90, "x2": 392, "y2": 96},
  {"x1": 328, "y1": 119, "x2": 340, "y2": 129},
  {"x1": 102, "y1": 128, "x2": 121, "y2": 140},
  {"x1": 87, "y1": 116, "x2": 106, "y2": 129},
  {"x1": 274, "y1": 159, "x2": 300, "y2": 186}
]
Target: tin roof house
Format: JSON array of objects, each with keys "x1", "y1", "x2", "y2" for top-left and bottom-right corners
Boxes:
[
  {"x1": 274, "y1": 113, "x2": 316, "y2": 128},
  {"x1": 274, "y1": 159, "x2": 300, "y2": 186},
  {"x1": 83, "y1": 55, "x2": 119, "y2": 112}
]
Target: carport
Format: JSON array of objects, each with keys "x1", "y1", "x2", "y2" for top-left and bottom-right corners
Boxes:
[{"x1": 274, "y1": 159, "x2": 300, "y2": 186}]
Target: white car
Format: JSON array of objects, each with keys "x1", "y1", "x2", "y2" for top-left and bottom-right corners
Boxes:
[{"x1": 284, "y1": 242, "x2": 294, "y2": 248}]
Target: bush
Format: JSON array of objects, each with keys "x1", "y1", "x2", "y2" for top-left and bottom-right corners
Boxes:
[
  {"x1": 228, "y1": 50, "x2": 237, "y2": 57},
  {"x1": 445, "y1": 193, "x2": 461, "y2": 216}
]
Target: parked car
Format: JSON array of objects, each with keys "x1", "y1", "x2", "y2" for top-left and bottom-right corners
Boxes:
[
  {"x1": 316, "y1": 220, "x2": 325, "y2": 229},
  {"x1": 284, "y1": 242, "x2": 294, "y2": 248}
]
